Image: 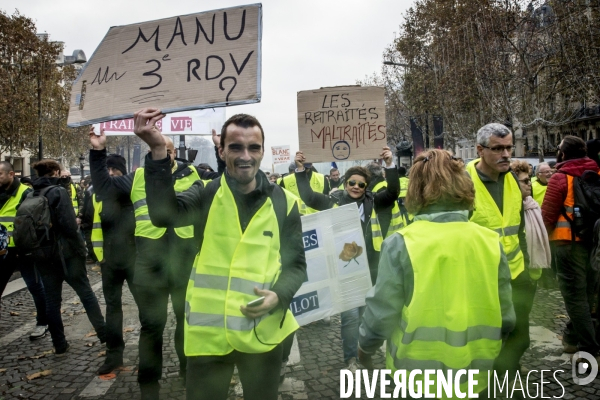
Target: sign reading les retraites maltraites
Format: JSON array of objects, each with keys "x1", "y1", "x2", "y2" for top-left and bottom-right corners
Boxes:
[
  {"x1": 271, "y1": 145, "x2": 290, "y2": 165},
  {"x1": 290, "y1": 203, "x2": 372, "y2": 326},
  {"x1": 297, "y1": 86, "x2": 387, "y2": 163},
  {"x1": 67, "y1": 4, "x2": 262, "y2": 127}
]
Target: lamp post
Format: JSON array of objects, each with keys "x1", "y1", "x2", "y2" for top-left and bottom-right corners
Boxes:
[{"x1": 79, "y1": 154, "x2": 85, "y2": 178}]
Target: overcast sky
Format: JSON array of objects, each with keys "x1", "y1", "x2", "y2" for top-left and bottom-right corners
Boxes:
[{"x1": 4, "y1": 0, "x2": 412, "y2": 167}]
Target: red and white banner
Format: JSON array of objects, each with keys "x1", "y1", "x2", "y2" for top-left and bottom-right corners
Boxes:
[{"x1": 94, "y1": 108, "x2": 226, "y2": 136}]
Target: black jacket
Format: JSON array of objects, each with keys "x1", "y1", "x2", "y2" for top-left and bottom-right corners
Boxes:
[
  {"x1": 90, "y1": 149, "x2": 221, "y2": 287},
  {"x1": 32, "y1": 177, "x2": 87, "y2": 259},
  {"x1": 143, "y1": 154, "x2": 307, "y2": 313}
]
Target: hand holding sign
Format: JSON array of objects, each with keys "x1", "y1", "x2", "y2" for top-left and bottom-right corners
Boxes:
[
  {"x1": 381, "y1": 146, "x2": 393, "y2": 167},
  {"x1": 211, "y1": 129, "x2": 220, "y2": 147},
  {"x1": 294, "y1": 151, "x2": 306, "y2": 171},
  {"x1": 89, "y1": 126, "x2": 107, "y2": 151},
  {"x1": 133, "y1": 108, "x2": 167, "y2": 160}
]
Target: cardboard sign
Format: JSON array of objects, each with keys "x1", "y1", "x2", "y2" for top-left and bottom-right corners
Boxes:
[
  {"x1": 271, "y1": 145, "x2": 290, "y2": 165},
  {"x1": 93, "y1": 108, "x2": 226, "y2": 136},
  {"x1": 290, "y1": 203, "x2": 373, "y2": 326},
  {"x1": 67, "y1": 4, "x2": 262, "y2": 127},
  {"x1": 297, "y1": 86, "x2": 387, "y2": 163}
]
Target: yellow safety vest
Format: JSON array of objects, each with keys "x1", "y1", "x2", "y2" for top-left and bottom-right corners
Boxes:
[
  {"x1": 399, "y1": 177, "x2": 409, "y2": 198},
  {"x1": 387, "y1": 220, "x2": 502, "y2": 398},
  {"x1": 371, "y1": 181, "x2": 405, "y2": 251},
  {"x1": 130, "y1": 165, "x2": 200, "y2": 239},
  {"x1": 531, "y1": 180, "x2": 547, "y2": 207},
  {"x1": 185, "y1": 175, "x2": 299, "y2": 356},
  {"x1": 282, "y1": 172, "x2": 325, "y2": 215},
  {"x1": 70, "y1": 183, "x2": 79, "y2": 215},
  {"x1": 467, "y1": 159, "x2": 525, "y2": 279},
  {"x1": 0, "y1": 183, "x2": 29, "y2": 247},
  {"x1": 91, "y1": 194, "x2": 104, "y2": 261}
]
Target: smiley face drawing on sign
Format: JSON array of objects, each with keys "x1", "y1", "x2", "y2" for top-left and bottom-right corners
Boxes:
[{"x1": 332, "y1": 140, "x2": 350, "y2": 160}]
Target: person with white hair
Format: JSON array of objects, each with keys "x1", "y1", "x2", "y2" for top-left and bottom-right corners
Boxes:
[{"x1": 531, "y1": 162, "x2": 552, "y2": 207}]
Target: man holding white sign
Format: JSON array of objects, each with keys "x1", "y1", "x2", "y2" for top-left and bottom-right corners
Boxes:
[{"x1": 133, "y1": 108, "x2": 306, "y2": 400}]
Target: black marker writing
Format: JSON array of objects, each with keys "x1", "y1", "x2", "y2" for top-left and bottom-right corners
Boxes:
[
  {"x1": 219, "y1": 77, "x2": 237, "y2": 102},
  {"x1": 140, "y1": 59, "x2": 162, "y2": 90},
  {"x1": 122, "y1": 26, "x2": 160, "y2": 54},
  {"x1": 91, "y1": 67, "x2": 126, "y2": 85},
  {"x1": 206, "y1": 55, "x2": 225, "y2": 80},
  {"x1": 229, "y1": 51, "x2": 253, "y2": 75},
  {"x1": 187, "y1": 59, "x2": 201, "y2": 82},
  {"x1": 195, "y1": 14, "x2": 215, "y2": 44},
  {"x1": 166, "y1": 17, "x2": 187, "y2": 49},
  {"x1": 223, "y1": 9, "x2": 246, "y2": 40}
]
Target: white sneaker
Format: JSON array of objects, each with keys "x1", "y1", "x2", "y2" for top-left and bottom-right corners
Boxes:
[
  {"x1": 29, "y1": 325, "x2": 48, "y2": 340},
  {"x1": 345, "y1": 357, "x2": 359, "y2": 374}
]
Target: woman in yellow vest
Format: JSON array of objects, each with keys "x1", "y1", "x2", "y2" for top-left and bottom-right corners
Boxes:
[
  {"x1": 294, "y1": 147, "x2": 400, "y2": 373},
  {"x1": 358, "y1": 149, "x2": 515, "y2": 399}
]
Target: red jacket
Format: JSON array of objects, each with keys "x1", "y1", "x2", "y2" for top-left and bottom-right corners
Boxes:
[{"x1": 541, "y1": 157, "x2": 600, "y2": 232}]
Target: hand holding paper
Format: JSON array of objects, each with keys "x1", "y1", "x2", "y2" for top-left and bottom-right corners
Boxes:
[
  {"x1": 89, "y1": 126, "x2": 106, "y2": 151},
  {"x1": 381, "y1": 146, "x2": 393, "y2": 167},
  {"x1": 133, "y1": 108, "x2": 167, "y2": 160},
  {"x1": 294, "y1": 151, "x2": 306, "y2": 171}
]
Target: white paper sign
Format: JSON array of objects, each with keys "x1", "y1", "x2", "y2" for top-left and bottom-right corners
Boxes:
[
  {"x1": 290, "y1": 203, "x2": 372, "y2": 326},
  {"x1": 93, "y1": 108, "x2": 226, "y2": 136},
  {"x1": 271, "y1": 145, "x2": 290, "y2": 165}
]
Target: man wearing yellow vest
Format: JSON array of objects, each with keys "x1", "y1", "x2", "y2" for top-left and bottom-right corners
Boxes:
[
  {"x1": 0, "y1": 161, "x2": 48, "y2": 340},
  {"x1": 90, "y1": 129, "x2": 221, "y2": 399},
  {"x1": 134, "y1": 109, "x2": 306, "y2": 400},
  {"x1": 542, "y1": 136, "x2": 600, "y2": 358},
  {"x1": 60, "y1": 169, "x2": 79, "y2": 216},
  {"x1": 359, "y1": 149, "x2": 515, "y2": 398},
  {"x1": 531, "y1": 162, "x2": 552, "y2": 207},
  {"x1": 279, "y1": 161, "x2": 330, "y2": 214},
  {"x1": 84, "y1": 147, "x2": 138, "y2": 375},
  {"x1": 466, "y1": 123, "x2": 533, "y2": 383},
  {"x1": 366, "y1": 162, "x2": 405, "y2": 241}
]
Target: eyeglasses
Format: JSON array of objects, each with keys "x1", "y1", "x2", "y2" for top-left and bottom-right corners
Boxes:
[
  {"x1": 518, "y1": 178, "x2": 532, "y2": 185},
  {"x1": 347, "y1": 180, "x2": 367, "y2": 189},
  {"x1": 481, "y1": 145, "x2": 515, "y2": 154}
]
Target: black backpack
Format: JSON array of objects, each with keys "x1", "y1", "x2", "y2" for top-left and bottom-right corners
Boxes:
[
  {"x1": 13, "y1": 186, "x2": 57, "y2": 259},
  {"x1": 561, "y1": 171, "x2": 600, "y2": 242}
]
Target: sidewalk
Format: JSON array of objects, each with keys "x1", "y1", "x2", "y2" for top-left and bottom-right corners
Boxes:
[{"x1": 1, "y1": 265, "x2": 598, "y2": 399}]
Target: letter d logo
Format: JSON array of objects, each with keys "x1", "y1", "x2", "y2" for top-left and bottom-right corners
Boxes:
[{"x1": 572, "y1": 351, "x2": 598, "y2": 385}]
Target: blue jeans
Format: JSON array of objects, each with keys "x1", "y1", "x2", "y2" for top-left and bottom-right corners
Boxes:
[{"x1": 341, "y1": 306, "x2": 365, "y2": 363}]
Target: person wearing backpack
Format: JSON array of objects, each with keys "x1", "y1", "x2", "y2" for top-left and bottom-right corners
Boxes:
[
  {"x1": 27, "y1": 159, "x2": 106, "y2": 355},
  {"x1": 542, "y1": 135, "x2": 600, "y2": 359},
  {"x1": 0, "y1": 161, "x2": 49, "y2": 340}
]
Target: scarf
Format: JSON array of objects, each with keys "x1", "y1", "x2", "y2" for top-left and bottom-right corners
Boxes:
[{"x1": 523, "y1": 196, "x2": 552, "y2": 270}]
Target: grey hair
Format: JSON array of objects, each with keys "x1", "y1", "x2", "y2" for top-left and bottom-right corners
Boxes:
[
  {"x1": 536, "y1": 162, "x2": 550, "y2": 173},
  {"x1": 476, "y1": 123, "x2": 512, "y2": 146},
  {"x1": 366, "y1": 162, "x2": 383, "y2": 178}
]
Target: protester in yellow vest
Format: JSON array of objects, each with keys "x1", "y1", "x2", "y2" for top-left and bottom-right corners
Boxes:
[
  {"x1": 90, "y1": 127, "x2": 222, "y2": 398},
  {"x1": 294, "y1": 147, "x2": 399, "y2": 373},
  {"x1": 531, "y1": 162, "x2": 552, "y2": 207},
  {"x1": 60, "y1": 169, "x2": 79, "y2": 216},
  {"x1": 466, "y1": 123, "x2": 533, "y2": 384},
  {"x1": 358, "y1": 149, "x2": 515, "y2": 398},
  {"x1": 133, "y1": 109, "x2": 306, "y2": 400},
  {"x1": 279, "y1": 162, "x2": 330, "y2": 214},
  {"x1": 0, "y1": 161, "x2": 48, "y2": 340},
  {"x1": 366, "y1": 162, "x2": 406, "y2": 242},
  {"x1": 328, "y1": 167, "x2": 343, "y2": 192}
]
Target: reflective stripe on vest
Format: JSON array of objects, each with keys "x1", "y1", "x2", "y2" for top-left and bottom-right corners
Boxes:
[
  {"x1": 70, "y1": 183, "x2": 79, "y2": 214},
  {"x1": 399, "y1": 177, "x2": 409, "y2": 198},
  {"x1": 282, "y1": 172, "x2": 325, "y2": 215},
  {"x1": 466, "y1": 159, "x2": 524, "y2": 279},
  {"x1": 91, "y1": 194, "x2": 104, "y2": 261},
  {"x1": 185, "y1": 175, "x2": 299, "y2": 356},
  {"x1": 387, "y1": 220, "x2": 502, "y2": 395},
  {"x1": 371, "y1": 181, "x2": 406, "y2": 251},
  {"x1": 549, "y1": 175, "x2": 581, "y2": 242},
  {"x1": 0, "y1": 183, "x2": 28, "y2": 247},
  {"x1": 130, "y1": 165, "x2": 200, "y2": 239}
]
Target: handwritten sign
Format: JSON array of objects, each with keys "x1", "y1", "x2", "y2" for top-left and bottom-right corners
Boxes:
[
  {"x1": 93, "y1": 108, "x2": 226, "y2": 136},
  {"x1": 67, "y1": 4, "x2": 262, "y2": 127},
  {"x1": 271, "y1": 145, "x2": 290, "y2": 165},
  {"x1": 297, "y1": 86, "x2": 386, "y2": 162}
]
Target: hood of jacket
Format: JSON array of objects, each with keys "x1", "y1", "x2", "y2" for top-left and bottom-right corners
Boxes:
[
  {"x1": 556, "y1": 157, "x2": 599, "y2": 177},
  {"x1": 32, "y1": 176, "x2": 62, "y2": 190}
]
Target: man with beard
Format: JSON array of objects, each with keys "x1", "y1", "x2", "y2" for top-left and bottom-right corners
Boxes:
[
  {"x1": 466, "y1": 123, "x2": 530, "y2": 383},
  {"x1": 328, "y1": 167, "x2": 342, "y2": 191},
  {"x1": 90, "y1": 130, "x2": 221, "y2": 399}
]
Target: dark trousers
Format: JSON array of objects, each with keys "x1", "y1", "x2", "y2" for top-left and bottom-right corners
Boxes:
[
  {"x1": 494, "y1": 270, "x2": 537, "y2": 379},
  {"x1": 555, "y1": 242, "x2": 599, "y2": 354},
  {"x1": 0, "y1": 251, "x2": 47, "y2": 326},
  {"x1": 37, "y1": 254, "x2": 106, "y2": 350},
  {"x1": 186, "y1": 344, "x2": 283, "y2": 400},
  {"x1": 101, "y1": 254, "x2": 136, "y2": 359},
  {"x1": 135, "y1": 283, "x2": 187, "y2": 384}
]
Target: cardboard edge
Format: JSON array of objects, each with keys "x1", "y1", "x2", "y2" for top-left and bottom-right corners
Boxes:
[{"x1": 256, "y1": 3, "x2": 263, "y2": 102}]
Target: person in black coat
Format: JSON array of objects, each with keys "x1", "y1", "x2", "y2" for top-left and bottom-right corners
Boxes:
[{"x1": 31, "y1": 159, "x2": 106, "y2": 355}]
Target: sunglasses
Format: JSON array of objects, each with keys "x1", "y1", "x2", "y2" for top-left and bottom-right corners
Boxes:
[
  {"x1": 519, "y1": 178, "x2": 532, "y2": 185},
  {"x1": 347, "y1": 180, "x2": 367, "y2": 189}
]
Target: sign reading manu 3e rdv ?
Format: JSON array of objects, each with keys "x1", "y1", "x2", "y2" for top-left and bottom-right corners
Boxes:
[{"x1": 68, "y1": 4, "x2": 262, "y2": 127}]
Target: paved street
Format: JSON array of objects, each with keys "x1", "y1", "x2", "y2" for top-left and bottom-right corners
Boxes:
[{"x1": 1, "y1": 264, "x2": 599, "y2": 399}]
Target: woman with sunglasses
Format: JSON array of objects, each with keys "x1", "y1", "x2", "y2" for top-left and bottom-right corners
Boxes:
[
  {"x1": 293, "y1": 146, "x2": 399, "y2": 373},
  {"x1": 358, "y1": 149, "x2": 515, "y2": 398}
]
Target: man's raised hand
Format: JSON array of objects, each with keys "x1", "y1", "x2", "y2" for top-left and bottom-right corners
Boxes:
[
  {"x1": 89, "y1": 126, "x2": 106, "y2": 150},
  {"x1": 380, "y1": 146, "x2": 393, "y2": 167},
  {"x1": 133, "y1": 108, "x2": 167, "y2": 160}
]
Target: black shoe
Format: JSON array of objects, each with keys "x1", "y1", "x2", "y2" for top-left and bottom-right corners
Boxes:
[
  {"x1": 55, "y1": 343, "x2": 70, "y2": 357},
  {"x1": 97, "y1": 356, "x2": 123, "y2": 375},
  {"x1": 140, "y1": 382, "x2": 160, "y2": 400},
  {"x1": 179, "y1": 369, "x2": 186, "y2": 387}
]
